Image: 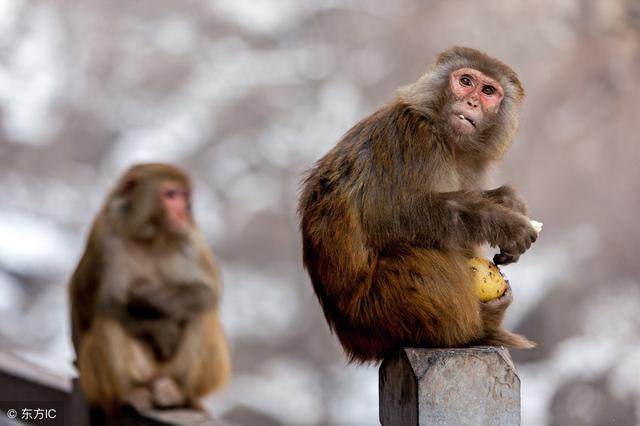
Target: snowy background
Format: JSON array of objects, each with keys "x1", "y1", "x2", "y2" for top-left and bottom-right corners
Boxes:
[{"x1": 1, "y1": 1, "x2": 639, "y2": 425}]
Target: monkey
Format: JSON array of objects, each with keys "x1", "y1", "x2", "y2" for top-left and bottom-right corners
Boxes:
[
  {"x1": 69, "y1": 163, "x2": 230, "y2": 413},
  {"x1": 298, "y1": 46, "x2": 538, "y2": 363}
]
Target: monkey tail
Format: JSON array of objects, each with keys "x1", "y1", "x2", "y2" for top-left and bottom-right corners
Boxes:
[{"x1": 482, "y1": 328, "x2": 536, "y2": 349}]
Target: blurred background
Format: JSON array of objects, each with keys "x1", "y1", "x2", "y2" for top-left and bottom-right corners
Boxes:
[{"x1": 0, "y1": 0, "x2": 639, "y2": 425}]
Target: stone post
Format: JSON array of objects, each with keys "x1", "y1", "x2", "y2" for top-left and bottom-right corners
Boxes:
[{"x1": 379, "y1": 346, "x2": 520, "y2": 426}]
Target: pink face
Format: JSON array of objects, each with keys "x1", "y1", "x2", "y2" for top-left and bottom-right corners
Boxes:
[
  {"x1": 448, "y1": 68, "x2": 504, "y2": 135},
  {"x1": 161, "y1": 181, "x2": 191, "y2": 233}
]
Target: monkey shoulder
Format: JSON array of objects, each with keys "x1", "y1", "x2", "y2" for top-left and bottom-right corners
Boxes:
[{"x1": 151, "y1": 242, "x2": 219, "y2": 291}]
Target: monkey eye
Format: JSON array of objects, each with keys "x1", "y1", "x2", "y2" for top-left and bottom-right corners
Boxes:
[
  {"x1": 164, "y1": 189, "x2": 179, "y2": 199},
  {"x1": 482, "y1": 85, "x2": 496, "y2": 95},
  {"x1": 459, "y1": 75, "x2": 473, "y2": 87}
]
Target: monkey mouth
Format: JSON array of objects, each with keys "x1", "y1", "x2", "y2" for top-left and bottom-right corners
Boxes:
[{"x1": 457, "y1": 114, "x2": 476, "y2": 127}]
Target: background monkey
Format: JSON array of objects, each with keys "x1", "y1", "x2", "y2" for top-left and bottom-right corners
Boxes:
[
  {"x1": 69, "y1": 163, "x2": 230, "y2": 412},
  {"x1": 299, "y1": 47, "x2": 537, "y2": 363}
]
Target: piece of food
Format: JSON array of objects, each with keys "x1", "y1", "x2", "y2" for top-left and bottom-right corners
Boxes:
[
  {"x1": 468, "y1": 257, "x2": 509, "y2": 302},
  {"x1": 530, "y1": 219, "x2": 543, "y2": 233}
]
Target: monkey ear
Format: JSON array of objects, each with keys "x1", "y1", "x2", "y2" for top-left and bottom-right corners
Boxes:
[
  {"x1": 110, "y1": 177, "x2": 137, "y2": 217},
  {"x1": 118, "y1": 177, "x2": 138, "y2": 195}
]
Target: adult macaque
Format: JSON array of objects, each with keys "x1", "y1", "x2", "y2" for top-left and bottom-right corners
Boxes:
[
  {"x1": 70, "y1": 163, "x2": 230, "y2": 412},
  {"x1": 299, "y1": 47, "x2": 537, "y2": 363}
]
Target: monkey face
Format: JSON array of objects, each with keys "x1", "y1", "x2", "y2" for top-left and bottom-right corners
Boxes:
[
  {"x1": 161, "y1": 180, "x2": 192, "y2": 234},
  {"x1": 107, "y1": 164, "x2": 196, "y2": 241},
  {"x1": 447, "y1": 68, "x2": 504, "y2": 135}
]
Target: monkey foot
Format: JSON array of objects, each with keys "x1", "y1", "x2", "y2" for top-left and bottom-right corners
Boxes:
[
  {"x1": 151, "y1": 376, "x2": 186, "y2": 408},
  {"x1": 482, "y1": 287, "x2": 513, "y2": 311},
  {"x1": 126, "y1": 387, "x2": 154, "y2": 412},
  {"x1": 129, "y1": 341, "x2": 157, "y2": 383}
]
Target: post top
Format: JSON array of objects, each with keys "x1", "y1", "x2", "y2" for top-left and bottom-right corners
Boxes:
[{"x1": 395, "y1": 346, "x2": 517, "y2": 380}]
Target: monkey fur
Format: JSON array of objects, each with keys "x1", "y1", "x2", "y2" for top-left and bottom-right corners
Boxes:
[
  {"x1": 69, "y1": 163, "x2": 230, "y2": 412},
  {"x1": 299, "y1": 47, "x2": 537, "y2": 363}
]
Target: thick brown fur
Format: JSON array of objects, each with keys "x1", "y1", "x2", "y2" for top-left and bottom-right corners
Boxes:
[
  {"x1": 70, "y1": 163, "x2": 230, "y2": 412},
  {"x1": 298, "y1": 47, "x2": 537, "y2": 363}
]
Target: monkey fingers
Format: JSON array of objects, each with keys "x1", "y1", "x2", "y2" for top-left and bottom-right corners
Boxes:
[
  {"x1": 493, "y1": 251, "x2": 520, "y2": 265},
  {"x1": 482, "y1": 287, "x2": 513, "y2": 310},
  {"x1": 494, "y1": 215, "x2": 537, "y2": 263},
  {"x1": 480, "y1": 287, "x2": 513, "y2": 329},
  {"x1": 494, "y1": 237, "x2": 525, "y2": 263}
]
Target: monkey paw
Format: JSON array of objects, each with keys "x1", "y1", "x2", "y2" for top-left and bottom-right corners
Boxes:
[
  {"x1": 482, "y1": 287, "x2": 513, "y2": 311},
  {"x1": 493, "y1": 214, "x2": 538, "y2": 264},
  {"x1": 152, "y1": 376, "x2": 186, "y2": 408},
  {"x1": 493, "y1": 251, "x2": 520, "y2": 265},
  {"x1": 480, "y1": 287, "x2": 513, "y2": 328},
  {"x1": 125, "y1": 387, "x2": 154, "y2": 413}
]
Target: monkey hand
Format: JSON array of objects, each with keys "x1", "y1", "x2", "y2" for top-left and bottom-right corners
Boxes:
[
  {"x1": 127, "y1": 281, "x2": 215, "y2": 322},
  {"x1": 153, "y1": 283, "x2": 215, "y2": 321},
  {"x1": 484, "y1": 185, "x2": 529, "y2": 216},
  {"x1": 491, "y1": 212, "x2": 537, "y2": 265},
  {"x1": 481, "y1": 286, "x2": 512, "y2": 311},
  {"x1": 480, "y1": 286, "x2": 512, "y2": 327},
  {"x1": 127, "y1": 319, "x2": 185, "y2": 362}
]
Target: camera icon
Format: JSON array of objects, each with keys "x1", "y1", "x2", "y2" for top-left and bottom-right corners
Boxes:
[{"x1": 6, "y1": 409, "x2": 17, "y2": 419}]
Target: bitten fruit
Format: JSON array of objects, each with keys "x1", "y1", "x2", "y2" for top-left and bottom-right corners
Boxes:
[{"x1": 468, "y1": 257, "x2": 509, "y2": 302}]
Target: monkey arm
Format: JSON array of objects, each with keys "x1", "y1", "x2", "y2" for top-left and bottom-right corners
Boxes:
[
  {"x1": 126, "y1": 281, "x2": 215, "y2": 322},
  {"x1": 363, "y1": 189, "x2": 536, "y2": 254},
  {"x1": 408, "y1": 190, "x2": 523, "y2": 248},
  {"x1": 69, "y1": 233, "x2": 103, "y2": 354},
  {"x1": 123, "y1": 282, "x2": 215, "y2": 361},
  {"x1": 427, "y1": 190, "x2": 536, "y2": 254}
]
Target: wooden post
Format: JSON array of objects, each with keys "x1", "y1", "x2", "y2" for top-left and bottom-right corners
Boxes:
[
  {"x1": 0, "y1": 350, "x2": 225, "y2": 426},
  {"x1": 69, "y1": 379, "x2": 228, "y2": 426},
  {"x1": 379, "y1": 347, "x2": 520, "y2": 426}
]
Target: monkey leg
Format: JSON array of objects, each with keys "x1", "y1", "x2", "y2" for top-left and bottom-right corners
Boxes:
[
  {"x1": 333, "y1": 248, "x2": 484, "y2": 362},
  {"x1": 78, "y1": 318, "x2": 159, "y2": 412},
  {"x1": 164, "y1": 310, "x2": 230, "y2": 408},
  {"x1": 362, "y1": 248, "x2": 533, "y2": 357}
]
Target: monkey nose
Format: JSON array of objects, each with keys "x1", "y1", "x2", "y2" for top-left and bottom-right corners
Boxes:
[{"x1": 467, "y1": 100, "x2": 478, "y2": 108}]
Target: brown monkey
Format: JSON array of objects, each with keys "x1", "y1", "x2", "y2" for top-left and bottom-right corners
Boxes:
[
  {"x1": 299, "y1": 47, "x2": 537, "y2": 363},
  {"x1": 69, "y1": 163, "x2": 230, "y2": 412}
]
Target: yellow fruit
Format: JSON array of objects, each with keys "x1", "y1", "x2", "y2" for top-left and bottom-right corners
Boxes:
[{"x1": 468, "y1": 257, "x2": 508, "y2": 302}]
